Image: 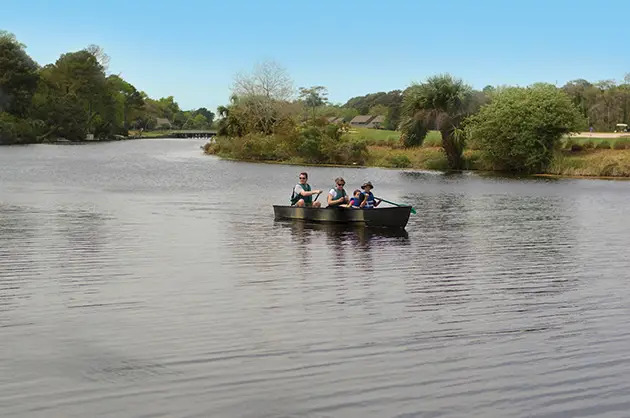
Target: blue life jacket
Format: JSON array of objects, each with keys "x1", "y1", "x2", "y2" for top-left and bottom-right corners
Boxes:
[
  {"x1": 360, "y1": 191, "x2": 376, "y2": 208},
  {"x1": 349, "y1": 197, "x2": 361, "y2": 207}
]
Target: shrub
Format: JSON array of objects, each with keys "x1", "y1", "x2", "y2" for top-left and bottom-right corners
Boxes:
[
  {"x1": 0, "y1": 113, "x2": 36, "y2": 144},
  {"x1": 582, "y1": 140, "x2": 595, "y2": 149},
  {"x1": 389, "y1": 154, "x2": 411, "y2": 168},
  {"x1": 466, "y1": 84, "x2": 584, "y2": 172},
  {"x1": 595, "y1": 141, "x2": 611, "y2": 149},
  {"x1": 563, "y1": 138, "x2": 575, "y2": 150}
]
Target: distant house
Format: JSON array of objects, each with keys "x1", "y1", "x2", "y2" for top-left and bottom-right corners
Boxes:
[
  {"x1": 366, "y1": 115, "x2": 385, "y2": 129},
  {"x1": 327, "y1": 116, "x2": 344, "y2": 124},
  {"x1": 155, "y1": 118, "x2": 172, "y2": 129},
  {"x1": 349, "y1": 115, "x2": 374, "y2": 127},
  {"x1": 349, "y1": 114, "x2": 385, "y2": 129}
]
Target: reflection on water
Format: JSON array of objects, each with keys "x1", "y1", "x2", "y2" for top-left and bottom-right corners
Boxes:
[{"x1": 1, "y1": 139, "x2": 630, "y2": 418}]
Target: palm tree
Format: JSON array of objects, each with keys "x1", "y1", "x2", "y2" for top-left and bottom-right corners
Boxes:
[{"x1": 400, "y1": 74, "x2": 473, "y2": 169}]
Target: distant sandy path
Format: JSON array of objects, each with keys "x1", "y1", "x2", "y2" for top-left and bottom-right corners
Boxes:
[{"x1": 571, "y1": 132, "x2": 630, "y2": 138}]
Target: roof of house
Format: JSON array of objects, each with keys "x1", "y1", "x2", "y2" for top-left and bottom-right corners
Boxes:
[
  {"x1": 156, "y1": 117, "x2": 171, "y2": 125},
  {"x1": 370, "y1": 115, "x2": 386, "y2": 123},
  {"x1": 350, "y1": 115, "x2": 375, "y2": 124}
]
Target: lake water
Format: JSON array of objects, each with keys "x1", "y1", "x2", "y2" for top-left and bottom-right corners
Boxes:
[{"x1": 1, "y1": 139, "x2": 630, "y2": 417}]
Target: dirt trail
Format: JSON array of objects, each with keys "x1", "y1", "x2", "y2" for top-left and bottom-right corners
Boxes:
[{"x1": 571, "y1": 132, "x2": 630, "y2": 138}]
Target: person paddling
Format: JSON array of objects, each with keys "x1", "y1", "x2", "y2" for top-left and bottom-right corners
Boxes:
[
  {"x1": 291, "y1": 172, "x2": 322, "y2": 207},
  {"x1": 359, "y1": 181, "x2": 381, "y2": 209},
  {"x1": 327, "y1": 177, "x2": 349, "y2": 207}
]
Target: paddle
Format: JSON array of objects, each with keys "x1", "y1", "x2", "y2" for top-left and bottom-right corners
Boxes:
[{"x1": 375, "y1": 197, "x2": 417, "y2": 214}]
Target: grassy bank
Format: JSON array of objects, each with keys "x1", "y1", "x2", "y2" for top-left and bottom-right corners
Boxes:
[
  {"x1": 205, "y1": 129, "x2": 630, "y2": 178},
  {"x1": 548, "y1": 149, "x2": 630, "y2": 177}
]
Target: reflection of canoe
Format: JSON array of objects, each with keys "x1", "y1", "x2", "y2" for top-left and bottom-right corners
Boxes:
[{"x1": 273, "y1": 205, "x2": 411, "y2": 228}]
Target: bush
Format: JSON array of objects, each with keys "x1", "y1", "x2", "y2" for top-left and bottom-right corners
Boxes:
[
  {"x1": 563, "y1": 138, "x2": 575, "y2": 150},
  {"x1": 595, "y1": 140, "x2": 611, "y2": 149},
  {"x1": 389, "y1": 154, "x2": 411, "y2": 168},
  {"x1": 0, "y1": 113, "x2": 37, "y2": 144},
  {"x1": 582, "y1": 140, "x2": 595, "y2": 149},
  {"x1": 466, "y1": 84, "x2": 584, "y2": 172}
]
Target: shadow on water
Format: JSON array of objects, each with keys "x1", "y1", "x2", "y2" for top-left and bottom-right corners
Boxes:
[{"x1": 277, "y1": 219, "x2": 409, "y2": 245}]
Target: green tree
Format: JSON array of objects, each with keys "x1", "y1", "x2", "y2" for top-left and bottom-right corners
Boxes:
[
  {"x1": 184, "y1": 113, "x2": 208, "y2": 129},
  {"x1": 368, "y1": 104, "x2": 389, "y2": 116},
  {"x1": 193, "y1": 107, "x2": 215, "y2": 126},
  {"x1": 31, "y1": 47, "x2": 117, "y2": 140},
  {"x1": 400, "y1": 74, "x2": 473, "y2": 169},
  {"x1": 467, "y1": 84, "x2": 584, "y2": 172},
  {"x1": 0, "y1": 31, "x2": 39, "y2": 116},
  {"x1": 106, "y1": 75, "x2": 144, "y2": 132},
  {"x1": 299, "y1": 86, "x2": 328, "y2": 118}
]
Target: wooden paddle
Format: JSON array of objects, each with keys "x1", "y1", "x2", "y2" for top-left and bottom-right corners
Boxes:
[{"x1": 375, "y1": 197, "x2": 417, "y2": 214}]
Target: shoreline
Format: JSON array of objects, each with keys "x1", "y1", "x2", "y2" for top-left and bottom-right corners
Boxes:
[{"x1": 205, "y1": 151, "x2": 630, "y2": 181}]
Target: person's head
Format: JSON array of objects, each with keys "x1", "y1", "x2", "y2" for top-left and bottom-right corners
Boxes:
[
  {"x1": 334, "y1": 177, "x2": 345, "y2": 189},
  {"x1": 361, "y1": 181, "x2": 374, "y2": 192},
  {"x1": 353, "y1": 189, "x2": 361, "y2": 198},
  {"x1": 298, "y1": 172, "x2": 308, "y2": 184}
]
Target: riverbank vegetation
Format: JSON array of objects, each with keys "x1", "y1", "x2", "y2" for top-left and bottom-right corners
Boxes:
[
  {"x1": 0, "y1": 31, "x2": 214, "y2": 145},
  {"x1": 205, "y1": 60, "x2": 630, "y2": 177}
]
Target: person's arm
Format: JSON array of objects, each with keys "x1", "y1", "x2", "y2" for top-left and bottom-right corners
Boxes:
[
  {"x1": 359, "y1": 193, "x2": 367, "y2": 208},
  {"x1": 299, "y1": 188, "x2": 322, "y2": 197},
  {"x1": 327, "y1": 190, "x2": 335, "y2": 205}
]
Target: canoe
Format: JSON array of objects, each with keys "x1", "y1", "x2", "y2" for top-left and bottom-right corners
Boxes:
[{"x1": 273, "y1": 205, "x2": 412, "y2": 229}]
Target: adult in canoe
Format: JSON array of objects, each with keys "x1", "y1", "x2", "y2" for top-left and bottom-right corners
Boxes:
[
  {"x1": 327, "y1": 177, "x2": 350, "y2": 208},
  {"x1": 291, "y1": 172, "x2": 322, "y2": 207},
  {"x1": 359, "y1": 181, "x2": 381, "y2": 209}
]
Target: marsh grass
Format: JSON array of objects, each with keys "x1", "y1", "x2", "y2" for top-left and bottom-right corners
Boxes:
[{"x1": 548, "y1": 149, "x2": 630, "y2": 177}]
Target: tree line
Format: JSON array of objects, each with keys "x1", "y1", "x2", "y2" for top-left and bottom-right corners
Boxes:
[
  {"x1": 0, "y1": 31, "x2": 214, "y2": 145},
  {"x1": 211, "y1": 60, "x2": 599, "y2": 173}
]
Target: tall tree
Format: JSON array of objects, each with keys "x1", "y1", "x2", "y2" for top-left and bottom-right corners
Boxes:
[
  {"x1": 107, "y1": 74, "x2": 144, "y2": 131},
  {"x1": 32, "y1": 48, "x2": 113, "y2": 140},
  {"x1": 232, "y1": 60, "x2": 294, "y2": 100},
  {"x1": 193, "y1": 107, "x2": 215, "y2": 126},
  {"x1": 0, "y1": 31, "x2": 39, "y2": 116},
  {"x1": 299, "y1": 86, "x2": 328, "y2": 118},
  {"x1": 400, "y1": 74, "x2": 473, "y2": 169}
]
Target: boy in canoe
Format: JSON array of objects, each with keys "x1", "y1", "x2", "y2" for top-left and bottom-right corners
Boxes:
[
  {"x1": 348, "y1": 189, "x2": 362, "y2": 208},
  {"x1": 291, "y1": 172, "x2": 322, "y2": 207},
  {"x1": 359, "y1": 181, "x2": 381, "y2": 209}
]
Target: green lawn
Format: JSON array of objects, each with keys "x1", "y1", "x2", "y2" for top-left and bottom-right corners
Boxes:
[
  {"x1": 344, "y1": 127, "x2": 442, "y2": 147},
  {"x1": 563, "y1": 136, "x2": 630, "y2": 150}
]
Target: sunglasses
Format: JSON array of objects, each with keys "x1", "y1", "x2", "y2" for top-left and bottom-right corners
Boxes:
[
  {"x1": 299, "y1": 177, "x2": 306, "y2": 179},
  {"x1": 337, "y1": 183, "x2": 345, "y2": 186}
]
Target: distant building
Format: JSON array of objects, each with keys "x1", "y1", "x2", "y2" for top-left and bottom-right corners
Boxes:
[
  {"x1": 327, "y1": 116, "x2": 344, "y2": 124},
  {"x1": 155, "y1": 118, "x2": 172, "y2": 129},
  {"x1": 349, "y1": 114, "x2": 385, "y2": 129},
  {"x1": 366, "y1": 115, "x2": 385, "y2": 129}
]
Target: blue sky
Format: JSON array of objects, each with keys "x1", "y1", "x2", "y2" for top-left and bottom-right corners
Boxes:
[{"x1": 3, "y1": 0, "x2": 628, "y2": 112}]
